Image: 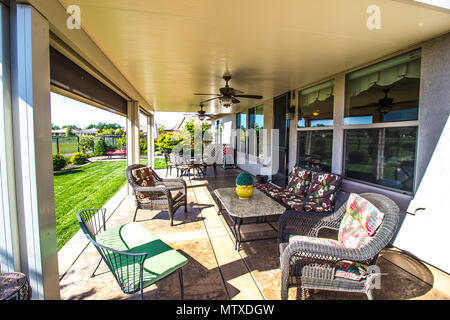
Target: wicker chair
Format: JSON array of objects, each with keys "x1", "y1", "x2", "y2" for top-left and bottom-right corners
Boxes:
[
  {"x1": 278, "y1": 193, "x2": 400, "y2": 300},
  {"x1": 126, "y1": 164, "x2": 187, "y2": 226},
  {"x1": 202, "y1": 144, "x2": 220, "y2": 177},
  {"x1": 163, "y1": 152, "x2": 177, "y2": 177},
  {"x1": 77, "y1": 208, "x2": 187, "y2": 300}
]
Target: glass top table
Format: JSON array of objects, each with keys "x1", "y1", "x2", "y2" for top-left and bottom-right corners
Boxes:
[{"x1": 213, "y1": 187, "x2": 286, "y2": 250}]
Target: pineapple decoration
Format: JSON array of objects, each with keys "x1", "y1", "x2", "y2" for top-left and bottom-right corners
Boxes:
[{"x1": 235, "y1": 172, "x2": 255, "y2": 199}]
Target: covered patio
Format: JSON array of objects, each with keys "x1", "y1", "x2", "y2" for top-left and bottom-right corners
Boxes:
[
  {"x1": 0, "y1": 0, "x2": 449, "y2": 301},
  {"x1": 57, "y1": 168, "x2": 449, "y2": 300}
]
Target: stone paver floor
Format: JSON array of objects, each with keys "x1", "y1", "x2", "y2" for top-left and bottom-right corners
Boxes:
[{"x1": 58, "y1": 167, "x2": 450, "y2": 300}]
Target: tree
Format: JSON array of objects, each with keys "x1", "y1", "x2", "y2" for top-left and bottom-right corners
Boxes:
[
  {"x1": 155, "y1": 132, "x2": 182, "y2": 154},
  {"x1": 51, "y1": 123, "x2": 60, "y2": 130},
  {"x1": 94, "y1": 138, "x2": 107, "y2": 156},
  {"x1": 65, "y1": 126, "x2": 75, "y2": 137},
  {"x1": 79, "y1": 136, "x2": 95, "y2": 154}
]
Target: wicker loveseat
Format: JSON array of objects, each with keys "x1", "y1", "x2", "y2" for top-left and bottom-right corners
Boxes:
[
  {"x1": 126, "y1": 164, "x2": 187, "y2": 226},
  {"x1": 255, "y1": 165, "x2": 343, "y2": 214},
  {"x1": 278, "y1": 192, "x2": 400, "y2": 300}
]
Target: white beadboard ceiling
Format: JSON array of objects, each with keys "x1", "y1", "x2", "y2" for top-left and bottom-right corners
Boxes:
[{"x1": 58, "y1": 0, "x2": 450, "y2": 114}]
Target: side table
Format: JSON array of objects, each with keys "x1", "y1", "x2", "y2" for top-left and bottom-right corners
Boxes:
[{"x1": 0, "y1": 272, "x2": 32, "y2": 300}]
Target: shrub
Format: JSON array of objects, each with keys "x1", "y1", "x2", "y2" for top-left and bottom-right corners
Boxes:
[
  {"x1": 155, "y1": 132, "x2": 182, "y2": 154},
  {"x1": 53, "y1": 153, "x2": 67, "y2": 171},
  {"x1": 140, "y1": 137, "x2": 147, "y2": 155},
  {"x1": 79, "y1": 136, "x2": 95, "y2": 154},
  {"x1": 70, "y1": 152, "x2": 88, "y2": 165},
  {"x1": 236, "y1": 172, "x2": 254, "y2": 186},
  {"x1": 94, "y1": 138, "x2": 107, "y2": 156}
]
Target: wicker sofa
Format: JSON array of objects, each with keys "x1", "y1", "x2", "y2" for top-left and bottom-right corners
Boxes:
[{"x1": 255, "y1": 165, "x2": 343, "y2": 214}]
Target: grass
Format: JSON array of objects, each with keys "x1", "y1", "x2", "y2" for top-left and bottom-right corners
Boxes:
[
  {"x1": 155, "y1": 157, "x2": 166, "y2": 169},
  {"x1": 140, "y1": 157, "x2": 166, "y2": 169},
  {"x1": 54, "y1": 160, "x2": 127, "y2": 250}
]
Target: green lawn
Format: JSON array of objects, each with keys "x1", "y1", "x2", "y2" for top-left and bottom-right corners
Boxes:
[
  {"x1": 54, "y1": 160, "x2": 127, "y2": 250},
  {"x1": 155, "y1": 157, "x2": 166, "y2": 169}
]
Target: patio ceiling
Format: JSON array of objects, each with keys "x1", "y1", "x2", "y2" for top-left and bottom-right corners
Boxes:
[{"x1": 57, "y1": 0, "x2": 450, "y2": 115}]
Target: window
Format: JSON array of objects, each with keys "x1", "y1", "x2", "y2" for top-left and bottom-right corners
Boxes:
[
  {"x1": 215, "y1": 119, "x2": 223, "y2": 144},
  {"x1": 248, "y1": 105, "x2": 264, "y2": 158},
  {"x1": 344, "y1": 127, "x2": 417, "y2": 193},
  {"x1": 298, "y1": 80, "x2": 334, "y2": 128},
  {"x1": 343, "y1": 49, "x2": 421, "y2": 193},
  {"x1": 236, "y1": 113, "x2": 247, "y2": 153},
  {"x1": 297, "y1": 130, "x2": 333, "y2": 172},
  {"x1": 345, "y1": 49, "x2": 421, "y2": 125}
]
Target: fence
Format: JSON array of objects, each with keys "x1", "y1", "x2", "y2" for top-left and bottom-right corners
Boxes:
[{"x1": 52, "y1": 134, "x2": 147, "y2": 156}]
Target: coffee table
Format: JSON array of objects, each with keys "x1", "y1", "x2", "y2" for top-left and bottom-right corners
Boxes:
[{"x1": 213, "y1": 187, "x2": 286, "y2": 250}]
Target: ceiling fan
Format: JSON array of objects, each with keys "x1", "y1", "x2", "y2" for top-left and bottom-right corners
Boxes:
[
  {"x1": 184, "y1": 103, "x2": 216, "y2": 121},
  {"x1": 352, "y1": 89, "x2": 418, "y2": 114},
  {"x1": 194, "y1": 72, "x2": 263, "y2": 108}
]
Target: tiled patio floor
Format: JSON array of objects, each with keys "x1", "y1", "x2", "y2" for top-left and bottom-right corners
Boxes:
[{"x1": 58, "y1": 166, "x2": 450, "y2": 300}]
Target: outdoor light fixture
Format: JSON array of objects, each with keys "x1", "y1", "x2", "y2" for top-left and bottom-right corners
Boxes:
[
  {"x1": 285, "y1": 106, "x2": 296, "y2": 120},
  {"x1": 198, "y1": 114, "x2": 205, "y2": 121},
  {"x1": 221, "y1": 97, "x2": 233, "y2": 108},
  {"x1": 312, "y1": 111, "x2": 320, "y2": 116}
]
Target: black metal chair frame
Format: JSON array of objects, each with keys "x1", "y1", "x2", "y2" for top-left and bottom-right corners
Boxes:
[{"x1": 77, "y1": 208, "x2": 184, "y2": 300}]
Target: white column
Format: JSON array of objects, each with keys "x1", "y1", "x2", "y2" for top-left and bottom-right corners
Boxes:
[
  {"x1": 127, "y1": 100, "x2": 140, "y2": 166},
  {"x1": 0, "y1": 1, "x2": 20, "y2": 274},
  {"x1": 147, "y1": 114, "x2": 154, "y2": 168},
  {"x1": 9, "y1": 4, "x2": 60, "y2": 299},
  {"x1": 332, "y1": 73, "x2": 346, "y2": 175}
]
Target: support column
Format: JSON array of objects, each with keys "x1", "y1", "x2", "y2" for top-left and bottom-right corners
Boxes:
[
  {"x1": 147, "y1": 114, "x2": 154, "y2": 168},
  {"x1": 9, "y1": 4, "x2": 60, "y2": 299},
  {"x1": 332, "y1": 73, "x2": 346, "y2": 175},
  {"x1": 0, "y1": 1, "x2": 20, "y2": 274},
  {"x1": 127, "y1": 100, "x2": 140, "y2": 166}
]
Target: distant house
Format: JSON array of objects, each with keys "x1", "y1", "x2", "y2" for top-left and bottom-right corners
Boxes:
[{"x1": 51, "y1": 128, "x2": 98, "y2": 136}]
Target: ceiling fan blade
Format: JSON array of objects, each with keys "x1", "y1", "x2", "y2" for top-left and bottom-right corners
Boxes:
[
  {"x1": 194, "y1": 93, "x2": 221, "y2": 96},
  {"x1": 234, "y1": 94, "x2": 263, "y2": 99},
  {"x1": 200, "y1": 97, "x2": 221, "y2": 103},
  {"x1": 230, "y1": 89, "x2": 244, "y2": 95},
  {"x1": 351, "y1": 102, "x2": 380, "y2": 109},
  {"x1": 232, "y1": 98, "x2": 240, "y2": 104},
  {"x1": 391, "y1": 99, "x2": 419, "y2": 105}
]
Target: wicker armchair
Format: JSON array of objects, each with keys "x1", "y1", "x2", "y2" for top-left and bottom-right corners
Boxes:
[
  {"x1": 163, "y1": 152, "x2": 177, "y2": 177},
  {"x1": 278, "y1": 193, "x2": 400, "y2": 300},
  {"x1": 202, "y1": 144, "x2": 220, "y2": 177},
  {"x1": 126, "y1": 164, "x2": 187, "y2": 226}
]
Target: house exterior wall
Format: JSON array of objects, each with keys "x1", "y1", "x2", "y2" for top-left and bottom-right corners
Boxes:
[{"x1": 225, "y1": 32, "x2": 449, "y2": 272}]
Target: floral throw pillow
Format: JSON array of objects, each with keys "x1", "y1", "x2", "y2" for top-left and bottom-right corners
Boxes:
[
  {"x1": 131, "y1": 167, "x2": 157, "y2": 202},
  {"x1": 286, "y1": 167, "x2": 312, "y2": 197},
  {"x1": 305, "y1": 172, "x2": 340, "y2": 212},
  {"x1": 338, "y1": 193, "x2": 385, "y2": 249}
]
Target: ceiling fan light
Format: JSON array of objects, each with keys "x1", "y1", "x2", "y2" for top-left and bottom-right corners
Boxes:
[
  {"x1": 198, "y1": 114, "x2": 205, "y2": 121},
  {"x1": 221, "y1": 97, "x2": 233, "y2": 108}
]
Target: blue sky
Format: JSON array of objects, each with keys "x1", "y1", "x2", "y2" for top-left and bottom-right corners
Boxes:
[{"x1": 51, "y1": 92, "x2": 185, "y2": 129}]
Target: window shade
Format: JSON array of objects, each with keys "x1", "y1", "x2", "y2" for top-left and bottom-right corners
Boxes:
[
  {"x1": 348, "y1": 49, "x2": 421, "y2": 97},
  {"x1": 300, "y1": 80, "x2": 334, "y2": 106}
]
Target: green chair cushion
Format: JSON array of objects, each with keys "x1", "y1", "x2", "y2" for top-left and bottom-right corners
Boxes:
[{"x1": 96, "y1": 222, "x2": 188, "y2": 290}]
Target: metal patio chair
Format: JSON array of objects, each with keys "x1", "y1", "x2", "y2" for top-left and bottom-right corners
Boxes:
[{"x1": 77, "y1": 208, "x2": 187, "y2": 300}]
